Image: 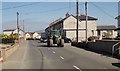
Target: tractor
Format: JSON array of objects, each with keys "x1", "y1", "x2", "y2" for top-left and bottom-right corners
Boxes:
[{"x1": 47, "y1": 30, "x2": 64, "y2": 47}]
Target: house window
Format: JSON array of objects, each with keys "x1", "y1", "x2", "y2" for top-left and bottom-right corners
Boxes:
[
  {"x1": 92, "y1": 30, "x2": 94, "y2": 36},
  {"x1": 97, "y1": 30, "x2": 100, "y2": 36}
]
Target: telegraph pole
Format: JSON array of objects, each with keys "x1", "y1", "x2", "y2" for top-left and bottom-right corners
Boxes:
[
  {"x1": 85, "y1": 0, "x2": 88, "y2": 42},
  {"x1": 17, "y1": 12, "x2": 19, "y2": 43},
  {"x1": 23, "y1": 20, "x2": 25, "y2": 39},
  {"x1": 76, "y1": 0, "x2": 79, "y2": 42}
]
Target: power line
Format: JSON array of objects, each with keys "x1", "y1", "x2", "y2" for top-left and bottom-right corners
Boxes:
[
  {"x1": 1, "y1": 3, "x2": 40, "y2": 10},
  {"x1": 90, "y1": 2, "x2": 115, "y2": 18},
  {"x1": 22, "y1": 3, "x2": 85, "y2": 15}
]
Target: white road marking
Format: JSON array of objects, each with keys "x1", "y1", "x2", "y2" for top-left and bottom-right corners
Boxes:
[
  {"x1": 48, "y1": 48, "x2": 50, "y2": 50},
  {"x1": 73, "y1": 65, "x2": 82, "y2": 71},
  {"x1": 60, "y1": 56, "x2": 64, "y2": 60},
  {"x1": 52, "y1": 51, "x2": 56, "y2": 54}
]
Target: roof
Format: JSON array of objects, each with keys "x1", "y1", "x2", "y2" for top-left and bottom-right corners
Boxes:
[
  {"x1": 25, "y1": 32, "x2": 34, "y2": 35},
  {"x1": 97, "y1": 25, "x2": 117, "y2": 30},
  {"x1": 115, "y1": 15, "x2": 120, "y2": 19},
  {"x1": 49, "y1": 18, "x2": 62, "y2": 27},
  {"x1": 115, "y1": 28, "x2": 120, "y2": 30},
  {"x1": 46, "y1": 14, "x2": 98, "y2": 30},
  {"x1": 77, "y1": 15, "x2": 98, "y2": 20},
  {"x1": 3, "y1": 28, "x2": 24, "y2": 32},
  {"x1": 3, "y1": 29, "x2": 16, "y2": 32}
]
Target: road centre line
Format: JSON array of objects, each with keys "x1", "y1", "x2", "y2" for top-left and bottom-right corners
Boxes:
[
  {"x1": 73, "y1": 65, "x2": 82, "y2": 71},
  {"x1": 60, "y1": 56, "x2": 64, "y2": 60},
  {"x1": 52, "y1": 51, "x2": 56, "y2": 53}
]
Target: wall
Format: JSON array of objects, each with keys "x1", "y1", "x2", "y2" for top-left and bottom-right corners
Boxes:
[
  {"x1": 87, "y1": 40, "x2": 119, "y2": 54},
  {"x1": 1, "y1": 43, "x2": 18, "y2": 61}
]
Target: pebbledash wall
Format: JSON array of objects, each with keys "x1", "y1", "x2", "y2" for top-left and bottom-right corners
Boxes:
[{"x1": 63, "y1": 15, "x2": 97, "y2": 42}]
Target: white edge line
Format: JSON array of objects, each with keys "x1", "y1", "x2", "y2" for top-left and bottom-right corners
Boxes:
[
  {"x1": 60, "y1": 56, "x2": 64, "y2": 60},
  {"x1": 73, "y1": 65, "x2": 82, "y2": 71}
]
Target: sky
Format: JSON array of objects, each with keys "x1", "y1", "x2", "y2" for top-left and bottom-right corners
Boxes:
[{"x1": 1, "y1": 1, "x2": 120, "y2": 33}]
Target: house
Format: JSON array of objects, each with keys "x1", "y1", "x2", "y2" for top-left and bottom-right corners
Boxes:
[
  {"x1": 3, "y1": 28, "x2": 24, "y2": 38},
  {"x1": 25, "y1": 32, "x2": 41, "y2": 40},
  {"x1": 45, "y1": 14, "x2": 98, "y2": 42},
  {"x1": 25, "y1": 32, "x2": 34, "y2": 40},
  {"x1": 97, "y1": 25, "x2": 117, "y2": 39},
  {"x1": 32, "y1": 32, "x2": 41, "y2": 39}
]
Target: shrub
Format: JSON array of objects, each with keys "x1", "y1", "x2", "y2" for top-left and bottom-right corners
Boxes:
[
  {"x1": 1, "y1": 34, "x2": 15, "y2": 44},
  {"x1": 88, "y1": 36, "x2": 98, "y2": 41}
]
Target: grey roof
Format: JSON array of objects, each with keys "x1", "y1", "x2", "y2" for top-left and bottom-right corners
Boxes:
[
  {"x1": 3, "y1": 29, "x2": 16, "y2": 31},
  {"x1": 45, "y1": 14, "x2": 98, "y2": 30},
  {"x1": 3, "y1": 28, "x2": 24, "y2": 32},
  {"x1": 77, "y1": 15, "x2": 98, "y2": 20},
  {"x1": 97, "y1": 25, "x2": 117, "y2": 30}
]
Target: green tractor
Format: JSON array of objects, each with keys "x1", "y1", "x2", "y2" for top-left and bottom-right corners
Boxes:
[{"x1": 47, "y1": 30, "x2": 64, "y2": 47}]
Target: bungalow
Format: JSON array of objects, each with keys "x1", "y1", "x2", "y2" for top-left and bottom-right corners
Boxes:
[
  {"x1": 25, "y1": 32, "x2": 34, "y2": 40},
  {"x1": 45, "y1": 13, "x2": 98, "y2": 42},
  {"x1": 3, "y1": 28, "x2": 24, "y2": 38},
  {"x1": 97, "y1": 25, "x2": 117, "y2": 39},
  {"x1": 32, "y1": 32, "x2": 41, "y2": 39},
  {"x1": 25, "y1": 32, "x2": 41, "y2": 40}
]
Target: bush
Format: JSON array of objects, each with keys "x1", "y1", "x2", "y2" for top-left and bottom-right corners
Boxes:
[
  {"x1": 88, "y1": 36, "x2": 98, "y2": 41},
  {"x1": 1, "y1": 34, "x2": 15, "y2": 44},
  {"x1": 2, "y1": 38, "x2": 14, "y2": 44}
]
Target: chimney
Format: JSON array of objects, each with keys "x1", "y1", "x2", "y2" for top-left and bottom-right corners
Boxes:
[{"x1": 65, "y1": 12, "x2": 69, "y2": 18}]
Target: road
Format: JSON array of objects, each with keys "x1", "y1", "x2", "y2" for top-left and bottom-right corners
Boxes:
[{"x1": 2, "y1": 40, "x2": 120, "y2": 70}]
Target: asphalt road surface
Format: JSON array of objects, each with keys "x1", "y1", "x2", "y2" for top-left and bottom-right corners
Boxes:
[{"x1": 2, "y1": 40, "x2": 120, "y2": 70}]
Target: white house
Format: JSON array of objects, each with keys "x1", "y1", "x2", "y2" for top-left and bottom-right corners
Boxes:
[
  {"x1": 97, "y1": 25, "x2": 117, "y2": 39},
  {"x1": 32, "y1": 32, "x2": 41, "y2": 39},
  {"x1": 25, "y1": 32, "x2": 41, "y2": 40},
  {"x1": 45, "y1": 14, "x2": 98, "y2": 42},
  {"x1": 3, "y1": 28, "x2": 24, "y2": 38}
]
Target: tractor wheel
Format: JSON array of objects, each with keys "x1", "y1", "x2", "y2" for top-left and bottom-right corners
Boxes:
[
  {"x1": 60, "y1": 39, "x2": 64, "y2": 47},
  {"x1": 50, "y1": 39, "x2": 53, "y2": 46},
  {"x1": 47, "y1": 39, "x2": 53, "y2": 47}
]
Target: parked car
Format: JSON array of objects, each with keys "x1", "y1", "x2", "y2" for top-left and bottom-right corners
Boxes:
[
  {"x1": 40, "y1": 38, "x2": 47, "y2": 42},
  {"x1": 64, "y1": 37, "x2": 71, "y2": 43}
]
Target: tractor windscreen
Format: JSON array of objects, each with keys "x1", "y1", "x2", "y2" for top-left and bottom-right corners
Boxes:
[{"x1": 51, "y1": 30, "x2": 60, "y2": 36}]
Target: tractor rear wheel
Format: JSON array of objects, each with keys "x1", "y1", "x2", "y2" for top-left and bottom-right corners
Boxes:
[
  {"x1": 47, "y1": 39, "x2": 53, "y2": 47},
  {"x1": 60, "y1": 39, "x2": 64, "y2": 47}
]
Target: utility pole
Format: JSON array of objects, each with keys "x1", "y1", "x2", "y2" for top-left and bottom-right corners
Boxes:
[
  {"x1": 76, "y1": 0, "x2": 79, "y2": 42},
  {"x1": 23, "y1": 20, "x2": 25, "y2": 39},
  {"x1": 85, "y1": 0, "x2": 88, "y2": 42},
  {"x1": 17, "y1": 12, "x2": 19, "y2": 43}
]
